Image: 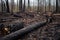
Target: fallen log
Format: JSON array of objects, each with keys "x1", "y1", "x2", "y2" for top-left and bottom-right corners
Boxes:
[
  {"x1": 53, "y1": 14, "x2": 60, "y2": 16},
  {"x1": 25, "y1": 13, "x2": 34, "y2": 18},
  {"x1": 0, "y1": 17, "x2": 18, "y2": 23},
  {"x1": 2, "y1": 22, "x2": 24, "y2": 35},
  {"x1": 1, "y1": 21, "x2": 47, "y2": 40},
  {"x1": 8, "y1": 22, "x2": 24, "y2": 33},
  {"x1": 13, "y1": 14, "x2": 23, "y2": 18}
]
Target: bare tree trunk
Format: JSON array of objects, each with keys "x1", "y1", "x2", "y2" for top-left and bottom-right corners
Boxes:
[
  {"x1": 1, "y1": 0, "x2": 3, "y2": 13},
  {"x1": 23, "y1": 0, "x2": 25, "y2": 12},
  {"x1": 49, "y1": 0, "x2": 51, "y2": 11},
  {"x1": 0, "y1": 0, "x2": 1, "y2": 12},
  {"x1": 33, "y1": 0, "x2": 34, "y2": 11},
  {"x1": 37, "y1": 0, "x2": 39, "y2": 12},
  {"x1": 1, "y1": 0, "x2": 6, "y2": 13},
  {"x1": 28, "y1": 0, "x2": 30, "y2": 9},
  {"x1": 17, "y1": 0, "x2": 18, "y2": 12},
  {"x1": 6, "y1": 0, "x2": 10, "y2": 13},
  {"x1": 11, "y1": 0, "x2": 14, "y2": 14},
  {"x1": 45, "y1": 0, "x2": 46, "y2": 12},
  {"x1": 19, "y1": 0, "x2": 22, "y2": 12},
  {"x1": 43, "y1": 0, "x2": 46, "y2": 12},
  {"x1": 58, "y1": 0, "x2": 60, "y2": 12},
  {"x1": 56, "y1": 0, "x2": 58, "y2": 12},
  {"x1": 39, "y1": 0, "x2": 43, "y2": 13}
]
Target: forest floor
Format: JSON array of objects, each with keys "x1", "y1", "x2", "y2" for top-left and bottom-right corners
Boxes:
[
  {"x1": 0, "y1": 12, "x2": 60, "y2": 40},
  {"x1": 0, "y1": 12, "x2": 46, "y2": 26}
]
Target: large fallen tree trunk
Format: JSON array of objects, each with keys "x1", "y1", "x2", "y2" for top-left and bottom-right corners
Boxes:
[
  {"x1": 1, "y1": 21, "x2": 47, "y2": 40},
  {"x1": 8, "y1": 22, "x2": 24, "y2": 33},
  {"x1": 0, "y1": 22, "x2": 24, "y2": 36}
]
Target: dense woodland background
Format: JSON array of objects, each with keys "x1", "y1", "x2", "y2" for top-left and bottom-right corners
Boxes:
[{"x1": 0, "y1": 0, "x2": 60, "y2": 13}]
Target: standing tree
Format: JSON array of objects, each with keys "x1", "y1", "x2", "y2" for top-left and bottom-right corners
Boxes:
[
  {"x1": 17, "y1": 0, "x2": 19, "y2": 12},
  {"x1": 1, "y1": 0, "x2": 6, "y2": 13},
  {"x1": 19, "y1": 0, "x2": 22, "y2": 12},
  {"x1": 23, "y1": 0, "x2": 25, "y2": 12},
  {"x1": 5, "y1": 0, "x2": 10, "y2": 13},
  {"x1": 58, "y1": 0, "x2": 60, "y2": 12},
  {"x1": 37, "y1": 0, "x2": 39, "y2": 12},
  {"x1": 56, "y1": 0, "x2": 58, "y2": 12},
  {"x1": 49, "y1": 0, "x2": 51, "y2": 11},
  {"x1": 39, "y1": 0, "x2": 43, "y2": 13},
  {"x1": 28, "y1": 0, "x2": 30, "y2": 9},
  {"x1": 11, "y1": 0, "x2": 14, "y2": 14},
  {"x1": 1, "y1": 0, "x2": 3, "y2": 13},
  {"x1": 43, "y1": 0, "x2": 46, "y2": 12}
]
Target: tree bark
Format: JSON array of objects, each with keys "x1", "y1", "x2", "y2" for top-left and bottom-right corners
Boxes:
[
  {"x1": 11, "y1": 0, "x2": 14, "y2": 14},
  {"x1": 22, "y1": 0, "x2": 25, "y2": 12},
  {"x1": 56, "y1": 0, "x2": 58, "y2": 12},
  {"x1": 45, "y1": 0, "x2": 46, "y2": 12},
  {"x1": 28, "y1": 0, "x2": 30, "y2": 9},
  {"x1": 6, "y1": 0, "x2": 10, "y2": 13},
  {"x1": 1, "y1": 0, "x2": 3, "y2": 13},
  {"x1": 37, "y1": 0, "x2": 39, "y2": 12},
  {"x1": 49, "y1": 0, "x2": 51, "y2": 11},
  {"x1": 19, "y1": 0, "x2": 22, "y2": 12}
]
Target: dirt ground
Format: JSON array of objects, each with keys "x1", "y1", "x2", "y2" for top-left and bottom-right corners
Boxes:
[{"x1": 0, "y1": 12, "x2": 60, "y2": 40}]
